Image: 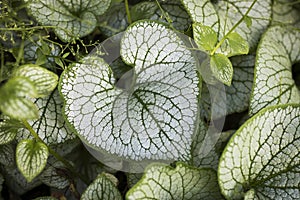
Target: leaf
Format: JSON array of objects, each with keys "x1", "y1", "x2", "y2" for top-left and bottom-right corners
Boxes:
[
  {"x1": 17, "y1": 89, "x2": 76, "y2": 145},
  {"x1": 193, "y1": 22, "x2": 218, "y2": 51},
  {"x1": 81, "y1": 173, "x2": 122, "y2": 200},
  {"x1": 131, "y1": 2, "x2": 157, "y2": 22},
  {"x1": 249, "y1": 26, "x2": 300, "y2": 115},
  {"x1": 182, "y1": 0, "x2": 272, "y2": 52},
  {"x1": 210, "y1": 53, "x2": 233, "y2": 86},
  {"x1": 13, "y1": 64, "x2": 58, "y2": 97},
  {"x1": 16, "y1": 139, "x2": 49, "y2": 182},
  {"x1": 126, "y1": 162, "x2": 223, "y2": 200},
  {"x1": 244, "y1": 16, "x2": 252, "y2": 27},
  {"x1": 39, "y1": 159, "x2": 70, "y2": 189},
  {"x1": 0, "y1": 143, "x2": 15, "y2": 166},
  {"x1": 0, "y1": 77, "x2": 39, "y2": 120},
  {"x1": 272, "y1": 0, "x2": 300, "y2": 26},
  {"x1": 98, "y1": 2, "x2": 128, "y2": 37},
  {"x1": 150, "y1": 0, "x2": 192, "y2": 31},
  {"x1": 24, "y1": 0, "x2": 111, "y2": 42},
  {"x1": 219, "y1": 104, "x2": 300, "y2": 199},
  {"x1": 23, "y1": 39, "x2": 61, "y2": 70},
  {"x1": 60, "y1": 21, "x2": 200, "y2": 162},
  {"x1": 201, "y1": 55, "x2": 255, "y2": 116},
  {"x1": 225, "y1": 32, "x2": 249, "y2": 57},
  {"x1": 0, "y1": 117, "x2": 23, "y2": 145}
]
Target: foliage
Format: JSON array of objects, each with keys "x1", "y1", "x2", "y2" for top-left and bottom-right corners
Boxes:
[{"x1": 0, "y1": 0, "x2": 299, "y2": 199}]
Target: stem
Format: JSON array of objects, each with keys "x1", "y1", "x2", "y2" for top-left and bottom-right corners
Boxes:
[
  {"x1": 125, "y1": 0, "x2": 132, "y2": 24},
  {"x1": 155, "y1": 0, "x2": 173, "y2": 26},
  {"x1": 15, "y1": 33, "x2": 25, "y2": 67},
  {"x1": 22, "y1": 120, "x2": 89, "y2": 185},
  {"x1": 210, "y1": 0, "x2": 257, "y2": 55}
]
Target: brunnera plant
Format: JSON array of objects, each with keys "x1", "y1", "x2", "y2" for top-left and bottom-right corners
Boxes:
[{"x1": 0, "y1": 0, "x2": 299, "y2": 199}]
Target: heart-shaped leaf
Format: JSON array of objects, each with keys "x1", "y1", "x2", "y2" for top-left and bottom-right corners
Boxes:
[
  {"x1": 126, "y1": 162, "x2": 223, "y2": 200},
  {"x1": 219, "y1": 104, "x2": 300, "y2": 199},
  {"x1": 14, "y1": 64, "x2": 58, "y2": 97},
  {"x1": 0, "y1": 77, "x2": 39, "y2": 120},
  {"x1": 60, "y1": 20, "x2": 200, "y2": 162},
  {"x1": 81, "y1": 173, "x2": 122, "y2": 200},
  {"x1": 249, "y1": 26, "x2": 300, "y2": 115},
  {"x1": 24, "y1": 0, "x2": 111, "y2": 42},
  {"x1": 16, "y1": 139, "x2": 49, "y2": 182}
]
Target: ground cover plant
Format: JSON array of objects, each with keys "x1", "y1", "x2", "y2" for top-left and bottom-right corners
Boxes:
[{"x1": 0, "y1": 0, "x2": 299, "y2": 199}]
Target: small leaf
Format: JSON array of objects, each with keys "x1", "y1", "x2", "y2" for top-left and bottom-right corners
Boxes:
[
  {"x1": 14, "y1": 64, "x2": 58, "y2": 97},
  {"x1": 0, "y1": 77, "x2": 39, "y2": 120},
  {"x1": 126, "y1": 162, "x2": 223, "y2": 200},
  {"x1": 210, "y1": 53, "x2": 233, "y2": 86},
  {"x1": 81, "y1": 173, "x2": 122, "y2": 200},
  {"x1": 0, "y1": 117, "x2": 23, "y2": 145},
  {"x1": 16, "y1": 139, "x2": 49, "y2": 182},
  {"x1": 244, "y1": 16, "x2": 252, "y2": 27},
  {"x1": 225, "y1": 32, "x2": 249, "y2": 57},
  {"x1": 193, "y1": 22, "x2": 218, "y2": 51},
  {"x1": 219, "y1": 104, "x2": 300, "y2": 199}
]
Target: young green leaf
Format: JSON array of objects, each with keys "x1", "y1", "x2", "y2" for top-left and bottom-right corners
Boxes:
[
  {"x1": 244, "y1": 16, "x2": 252, "y2": 27},
  {"x1": 193, "y1": 22, "x2": 218, "y2": 51},
  {"x1": 126, "y1": 162, "x2": 223, "y2": 200},
  {"x1": 225, "y1": 32, "x2": 249, "y2": 57},
  {"x1": 219, "y1": 104, "x2": 300, "y2": 199},
  {"x1": 60, "y1": 21, "x2": 200, "y2": 162},
  {"x1": 17, "y1": 89, "x2": 76, "y2": 145},
  {"x1": 0, "y1": 117, "x2": 23, "y2": 145},
  {"x1": 16, "y1": 139, "x2": 49, "y2": 182},
  {"x1": 249, "y1": 26, "x2": 300, "y2": 115},
  {"x1": 13, "y1": 64, "x2": 58, "y2": 97},
  {"x1": 0, "y1": 77, "x2": 39, "y2": 120},
  {"x1": 201, "y1": 55, "x2": 255, "y2": 116},
  {"x1": 24, "y1": 0, "x2": 111, "y2": 42},
  {"x1": 81, "y1": 173, "x2": 122, "y2": 200},
  {"x1": 210, "y1": 53, "x2": 233, "y2": 86}
]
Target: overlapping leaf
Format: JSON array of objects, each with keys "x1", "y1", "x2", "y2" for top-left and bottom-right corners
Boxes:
[
  {"x1": 201, "y1": 55, "x2": 255, "y2": 116},
  {"x1": 249, "y1": 26, "x2": 300, "y2": 115},
  {"x1": 219, "y1": 104, "x2": 300, "y2": 199},
  {"x1": 24, "y1": 0, "x2": 111, "y2": 41},
  {"x1": 126, "y1": 162, "x2": 223, "y2": 200},
  {"x1": 60, "y1": 21, "x2": 200, "y2": 161},
  {"x1": 81, "y1": 173, "x2": 122, "y2": 200},
  {"x1": 17, "y1": 89, "x2": 76, "y2": 145}
]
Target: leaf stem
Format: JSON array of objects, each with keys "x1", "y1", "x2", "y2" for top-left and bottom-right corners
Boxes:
[
  {"x1": 125, "y1": 0, "x2": 132, "y2": 24},
  {"x1": 210, "y1": 0, "x2": 257, "y2": 55},
  {"x1": 21, "y1": 120, "x2": 89, "y2": 185}
]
